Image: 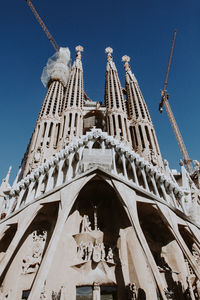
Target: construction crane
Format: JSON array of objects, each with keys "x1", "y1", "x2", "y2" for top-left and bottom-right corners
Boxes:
[
  {"x1": 159, "y1": 29, "x2": 193, "y2": 173},
  {"x1": 25, "y1": 0, "x2": 92, "y2": 101},
  {"x1": 25, "y1": 0, "x2": 59, "y2": 52}
]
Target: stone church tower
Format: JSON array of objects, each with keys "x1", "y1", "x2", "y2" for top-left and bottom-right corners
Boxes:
[{"x1": 0, "y1": 46, "x2": 200, "y2": 300}]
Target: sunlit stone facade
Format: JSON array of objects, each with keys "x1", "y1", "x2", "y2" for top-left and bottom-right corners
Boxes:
[{"x1": 0, "y1": 47, "x2": 200, "y2": 299}]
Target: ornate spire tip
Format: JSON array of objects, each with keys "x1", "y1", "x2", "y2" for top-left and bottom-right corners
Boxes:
[
  {"x1": 75, "y1": 45, "x2": 84, "y2": 52},
  {"x1": 105, "y1": 47, "x2": 113, "y2": 54},
  {"x1": 122, "y1": 55, "x2": 130, "y2": 63}
]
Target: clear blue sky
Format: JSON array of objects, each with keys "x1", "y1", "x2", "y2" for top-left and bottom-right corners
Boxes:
[{"x1": 0, "y1": 0, "x2": 199, "y2": 183}]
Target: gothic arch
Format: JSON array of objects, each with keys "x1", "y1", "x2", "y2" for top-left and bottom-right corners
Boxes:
[
  {"x1": 137, "y1": 202, "x2": 189, "y2": 299},
  {"x1": 0, "y1": 202, "x2": 59, "y2": 299}
]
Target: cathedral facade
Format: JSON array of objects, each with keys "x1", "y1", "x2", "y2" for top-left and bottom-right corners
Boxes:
[{"x1": 0, "y1": 46, "x2": 200, "y2": 299}]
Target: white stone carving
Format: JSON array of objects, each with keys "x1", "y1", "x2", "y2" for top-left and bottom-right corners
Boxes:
[
  {"x1": 4, "y1": 128, "x2": 198, "y2": 222},
  {"x1": 81, "y1": 215, "x2": 92, "y2": 233},
  {"x1": 106, "y1": 247, "x2": 114, "y2": 263},
  {"x1": 192, "y1": 243, "x2": 200, "y2": 265},
  {"x1": 22, "y1": 230, "x2": 47, "y2": 274},
  {"x1": 40, "y1": 282, "x2": 47, "y2": 299},
  {"x1": 77, "y1": 240, "x2": 114, "y2": 265}
]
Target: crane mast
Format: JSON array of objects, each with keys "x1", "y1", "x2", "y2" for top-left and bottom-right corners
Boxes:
[
  {"x1": 159, "y1": 30, "x2": 193, "y2": 173},
  {"x1": 25, "y1": 0, "x2": 59, "y2": 52}
]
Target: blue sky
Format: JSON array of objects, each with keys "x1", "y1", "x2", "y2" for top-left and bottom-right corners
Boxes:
[{"x1": 0, "y1": 0, "x2": 199, "y2": 183}]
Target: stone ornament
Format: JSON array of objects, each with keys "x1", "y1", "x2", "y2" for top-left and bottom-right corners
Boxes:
[
  {"x1": 105, "y1": 47, "x2": 113, "y2": 54},
  {"x1": 76, "y1": 214, "x2": 114, "y2": 265},
  {"x1": 192, "y1": 243, "x2": 200, "y2": 265},
  {"x1": 81, "y1": 215, "x2": 92, "y2": 233},
  {"x1": 77, "y1": 240, "x2": 114, "y2": 264},
  {"x1": 22, "y1": 230, "x2": 47, "y2": 274}
]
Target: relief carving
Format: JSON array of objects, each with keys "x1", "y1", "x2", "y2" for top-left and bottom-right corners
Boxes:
[
  {"x1": 40, "y1": 282, "x2": 47, "y2": 299},
  {"x1": 75, "y1": 215, "x2": 115, "y2": 265},
  {"x1": 22, "y1": 230, "x2": 47, "y2": 274},
  {"x1": 192, "y1": 243, "x2": 200, "y2": 265},
  {"x1": 81, "y1": 215, "x2": 92, "y2": 232}
]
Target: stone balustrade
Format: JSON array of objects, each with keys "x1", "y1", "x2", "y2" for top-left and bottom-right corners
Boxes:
[{"x1": 1, "y1": 129, "x2": 187, "y2": 218}]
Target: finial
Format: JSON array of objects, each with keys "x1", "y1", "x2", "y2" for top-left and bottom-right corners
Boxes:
[
  {"x1": 164, "y1": 159, "x2": 169, "y2": 167},
  {"x1": 75, "y1": 45, "x2": 84, "y2": 60},
  {"x1": 105, "y1": 47, "x2": 113, "y2": 61},
  {"x1": 122, "y1": 55, "x2": 131, "y2": 71},
  {"x1": 5, "y1": 166, "x2": 12, "y2": 183}
]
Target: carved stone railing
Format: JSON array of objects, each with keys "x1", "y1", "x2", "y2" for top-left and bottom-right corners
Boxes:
[{"x1": 1, "y1": 128, "x2": 187, "y2": 218}]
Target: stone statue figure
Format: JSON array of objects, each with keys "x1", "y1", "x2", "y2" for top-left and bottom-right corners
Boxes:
[
  {"x1": 81, "y1": 215, "x2": 92, "y2": 232},
  {"x1": 87, "y1": 242, "x2": 93, "y2": 261},
  {"x1": 100, "y1": 243, "x2": 105, "y2": 261},
  {"x1": 77, "y1": 242, "x2": 85, "y2": 260},
  {"x1": 93, "y1": 243, "x2": 102, "y2": 263},
  {"x1": 106, "y1": 247, "x2": 114, "y2": 263}
]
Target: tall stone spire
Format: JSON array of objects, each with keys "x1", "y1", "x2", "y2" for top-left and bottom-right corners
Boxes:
[
  {"x1": 20, "y1": 52, "x2": 69, "y2": 178},
  {"x1": 60, "y1": 46, "x2": 84, "y2": 146},
  {"x1": 122, "y1": 55, "x2": 163, "y2": 169},
  {"x1": 104, "y1": 47, "x2": 131, "y2": 144}
]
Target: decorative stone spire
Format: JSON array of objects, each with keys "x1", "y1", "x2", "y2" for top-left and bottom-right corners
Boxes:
[
  {"x1": 60, "y1": 46, "x2": 84, "y2": 146},
  {"x1": 123, "y1": 56, "x2": 163, "y2": 169},
  {"x1": 0, "y1": 166, "x2": 12, "y2": 212},
  {"x1": 104, "y1": 47, "x2": 131, "y2": 144},
  {"x1": 20, "y1": 73, "x2": 67, "y2": 179}
]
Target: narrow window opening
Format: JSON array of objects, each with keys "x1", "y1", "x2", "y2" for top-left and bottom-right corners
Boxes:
[
  {"x1": 130, "y1": 126, "x2": 136, "y2": 148},
  {"x1": 75, "y1": 113, "x2": 78, "y2": 128},
  {"x1": 133, "y1": 127, "x2": 138, "y2": 147},
  {"x1": 112, "y1": 115, "x2": 116, "y2": 136},
  {"x1": 151, "y1": 129, "x2": 159, "y2": 154},
  {"x1": 62, "y1": 115, "x2": 66, "y2": 138},
  {"x1": 55, "y1": 124, "x2": 60, "y2": 147},
  {"x1": 69, "y1": 113, "x2": 72, "y2": 128},
  {"x1": 118, "y1": 115, "x2": 122, "y2": 136},
  {"x1": 42, "y1": 122, "x2": 47, "y2": 138},
  {"x1": 124, "y1": 118, "x2": 129, "y2": 141},
  {"x1": 48, "y1": 122, "x2": 53, "y2": 137},
  {"x1": 138, "y1": 125, "x2": 145, "y2": 149},
  {"x1": 145, "y1": 126, "x2": 153, "y2": 149}
]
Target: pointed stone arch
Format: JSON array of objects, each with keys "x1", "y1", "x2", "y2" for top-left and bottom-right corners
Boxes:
[{"x1": 0, "y1": 202, "x2": 59, "y2": 298}]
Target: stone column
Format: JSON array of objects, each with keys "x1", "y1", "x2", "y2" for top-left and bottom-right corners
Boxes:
[{"x1": 93, "y1": 283, "x2": 100, "y2": 300}]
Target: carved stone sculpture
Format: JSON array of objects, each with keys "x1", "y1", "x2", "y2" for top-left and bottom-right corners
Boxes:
[
  {"x1": 76, "y1": 239, "x2": 115, "y2": 265},
  {"x1": 192, "y1": 243, "x2": 200, "y2": 265},
  {"x1": 81, "y1": 215, "x2": 92, "y2": 232},
  {"x1": 106, "y1": 247, "x2": 114, "y2": 263},
  {"x1": 22, "y1": 230, "x2": 47, "y2": 274},
  {"x1": 52, "y1": 289, "x2": 61, "y2": 300},
  {"x1": 100, "y1": 243, "x2": 105, "y2": 261},
  {"x1": 86, "y1": 242, "x2": 93, "y2": 261},
  {"x1": 93, "y1": 243, "x2": 102, "y2": 263}
]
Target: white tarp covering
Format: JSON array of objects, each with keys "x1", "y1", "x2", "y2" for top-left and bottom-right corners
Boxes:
[{"x1": 41, "y1": 47, "x2": 71, "y2": 87}]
